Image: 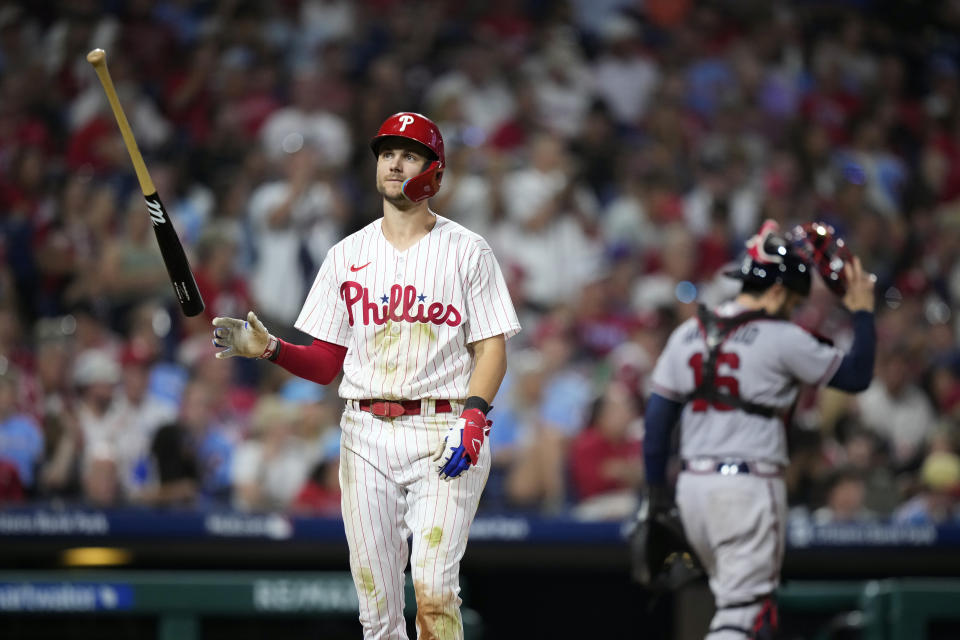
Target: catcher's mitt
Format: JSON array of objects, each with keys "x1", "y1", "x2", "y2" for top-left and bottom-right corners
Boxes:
[
  {"x1": 628, "y1": 491, "x2": 704, "y2": 592},
  {"x1": 788, "y1": 221, "x2": 853, "y2": 296}
]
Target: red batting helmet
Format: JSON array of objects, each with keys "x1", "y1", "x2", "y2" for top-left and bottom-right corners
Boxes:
[{"x1": 370, "y1": 112, "x2": 445, "y2": 202}]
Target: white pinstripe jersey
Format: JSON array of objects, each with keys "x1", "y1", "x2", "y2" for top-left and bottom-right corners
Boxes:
[{"x1": 295, "y1": 214, "x2": 520, "y2": 401}]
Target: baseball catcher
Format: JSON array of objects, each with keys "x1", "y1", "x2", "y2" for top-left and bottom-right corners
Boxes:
[{"x1": 639, "y1": 220, "x2": 876, "y2": 639}]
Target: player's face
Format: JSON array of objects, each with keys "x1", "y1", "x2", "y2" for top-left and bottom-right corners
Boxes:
[{"x1": 376, "y1": 141, "x2": 430, "y2": 204}]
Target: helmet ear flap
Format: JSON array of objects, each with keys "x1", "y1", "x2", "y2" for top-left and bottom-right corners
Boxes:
[{"x1": 401, "y1": 160, "x2": 443, "y2": 202}]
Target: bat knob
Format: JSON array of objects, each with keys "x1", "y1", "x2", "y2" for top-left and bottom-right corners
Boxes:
[{"x1": 87, "y1": 49, "x2": 106, "y2": 65}]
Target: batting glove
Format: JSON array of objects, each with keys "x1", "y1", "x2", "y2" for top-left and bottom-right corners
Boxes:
[
  {"x1": 432, "y1": 408, "x2": 491, "y2": 480},
  {"x1": 211, "y1": 311, "x2": 278, "y2": 360}
]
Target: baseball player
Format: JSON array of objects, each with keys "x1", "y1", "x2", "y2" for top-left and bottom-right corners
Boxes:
[
  {"x1": 642, "y1": 220, "x2": 877, "y2": 639},
  {"x1": 211, "y1": 112, "x2": 520, "y2": 640}
]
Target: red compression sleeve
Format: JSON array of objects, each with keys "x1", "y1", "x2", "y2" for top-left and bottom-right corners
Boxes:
[{"x1": 274, "y1": 339, "x2": 347, "y2": 385}]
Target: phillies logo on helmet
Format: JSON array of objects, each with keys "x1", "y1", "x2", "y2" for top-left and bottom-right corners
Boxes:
[{"x1": 397, "y1": 114, "x2": 415, "y2": 132}]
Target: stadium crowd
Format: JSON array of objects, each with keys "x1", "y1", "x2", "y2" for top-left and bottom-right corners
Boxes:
[{"x1": 2, "y1": 0, "x2": 960, "y2": 527}]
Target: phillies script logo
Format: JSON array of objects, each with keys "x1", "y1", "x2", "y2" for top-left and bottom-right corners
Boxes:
[{"x1": 340, "y1": 281, "x2": 462, "y2": 327}]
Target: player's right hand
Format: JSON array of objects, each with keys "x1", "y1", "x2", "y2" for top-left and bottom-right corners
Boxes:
[
  {"x1": 842, "y1": 256, "x2": 876, "y2": 313},
  {"x1": 212, "y1": 311, "x2": 274, "y2": 359}
]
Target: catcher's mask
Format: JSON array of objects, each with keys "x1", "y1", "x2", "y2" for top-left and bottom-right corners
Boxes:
[
  {"x1": 628, "y1": 495, "x2": 704, "y2": 592},
  {"x1": 787, "y1": 221, "x2": 852, "y2": 296}
]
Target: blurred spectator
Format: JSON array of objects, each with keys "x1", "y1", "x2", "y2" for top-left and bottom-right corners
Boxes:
[
  {"x1": 571, "y1": 271, "x2": 641, "y2": 359},
  {"x1": 0, "y1": 368, "x2": 42, "y2": 498},
  {"x1": 247, "y1": 145, "x2": 347, "y2": 327},
  {"x1": 99, "y1": 191, "x2": 173, "y2": 324},
  {"x1": 144, "y1": 415, "x2": 199, "y2": 508},
  {"x1": 839, "y1": 427, "x2": 899, "y2": 517},
  {"x1": 631, "y1": 223, "x2": 699, "y2": 314},
  {"x1": 431, "y1": 143, "x2": 503, "y2": 239},
  {"x1": 83, "y1": 450, "x2": 120, "y2": 508},
  {"x1": 148, "y1": 378, "x2": 235, "y2": 504},
  {"x1": 856, "y1": 345, "x2": 937, "y2": 466},
  {"x1": 69, "y1": 54, "x2": 171, "y2": 155},
  {"x1": 260, "y1": 68, "x2": 352, "y2": 170},
  {"x1": 37, "y1": 409, "x2": 83, "y2": 502},
  {"x1": 29, "y1": 316, "x2": 76, "y2": 420},
  {"x1": 292, "y1": 427, "x2": 342, "y2": 517},
  {"x1": 178, "y1": 339, "x2": 255, "y2": 436},
  {"x1": 232, "y1": 395, "x2": 313, "y2": 512},
  {"x1": 786, "y1": 428, "x2": 829, "y2": 510},
  {"x1": 482, "y1": 350, "x2": 543, "y2": 510},
  {"x1": 149, "y1": 160, "x2": 216, "y2": 250},
  {"x1": 570, "y1": 101, "x2": 621, "y2": 204},
  {"x1": 426, "y1": 40, "x2": 516, "y2": 139},
  {"x1": 192, "y1": 221, "x2": 253, "y2": 324},
  {"x1": 525, "y1": 33, "x2": 593, "y2": 138},
  {"x1": 496, "y1": 133, "x2": 603, "y2": 311},
  {"x1": 279, "y1": 375, "x2": 336, "y2": 450},
  {"x1": 836, "y1": 117, "x2": 907, "y2": 219},
  {"x1": 72, "y1": 348, "x2": 121, "y2": 467},
  {"x1": 297, "y1": 0, "x2": 356, "y2": 58},
  {"x1": 505, "y1": 323, "x2": 593, "y2": 512},
  {"x1": 603, "y1": 167, "x2": 678, "y2": 256},
  {"x1": 812, "y1": 467, "x2": 876, "y2": 524},
  {"x1": 111, "y1": 342, "x2": 177, "y2": 499},
  {"x1": 894, "y1": 451, "x2": 960, "y2": 525},
  {"x1": 590, "y1": 15, "x2": 659, "y2": 127},
  {"x1": 569, "y1": 383, "x2": 644, "y2": 521}
]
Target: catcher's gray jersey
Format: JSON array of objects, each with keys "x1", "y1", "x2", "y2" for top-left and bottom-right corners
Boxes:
[{"x1": 650, "y1": 301, "x2": 843, "y2": 464}]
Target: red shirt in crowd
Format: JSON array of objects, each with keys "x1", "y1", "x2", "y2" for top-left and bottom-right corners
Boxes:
[{"x1": 570, "y1": 427, "x2": 642, "y2": 501}]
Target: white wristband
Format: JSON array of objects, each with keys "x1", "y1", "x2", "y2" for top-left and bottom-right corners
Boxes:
[{"x1": 259, "y1": 335, "x2": 279, "y2": 360}]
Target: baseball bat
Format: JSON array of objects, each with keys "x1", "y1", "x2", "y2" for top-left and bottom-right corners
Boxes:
[{"x1": 86, "y1": 48, "x2": 205, "y2": 317}]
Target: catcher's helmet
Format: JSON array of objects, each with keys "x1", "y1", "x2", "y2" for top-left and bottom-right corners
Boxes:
[
  {"x1": 370, "y1": 112, "x2": 445, "y2": 202},
  {"x1": 788, "y1": 221, "x2": 852, "y2": 296},
  {"x1": 726, "y1": 220, "x2": 811, "y2": 296}
]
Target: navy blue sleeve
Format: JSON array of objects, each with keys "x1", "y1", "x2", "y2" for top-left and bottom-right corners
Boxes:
[
  {"x1": 644, "y1": 393, "x2": 684, "y2": 486},
  {"x1": 827, "y1": 311, "x2": 876, "y2": 393}
]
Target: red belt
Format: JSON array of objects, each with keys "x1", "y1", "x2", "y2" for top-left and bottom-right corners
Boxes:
[{"x1": 357, "y1": 399, "x2": 453, "y2": 417}]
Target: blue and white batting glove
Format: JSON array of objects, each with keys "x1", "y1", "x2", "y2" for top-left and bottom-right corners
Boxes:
[{"x1": 432, "y1": 408, "x2": 491, "y2": 480}]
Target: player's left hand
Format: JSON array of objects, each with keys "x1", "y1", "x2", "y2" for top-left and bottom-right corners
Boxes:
[
  {"x1": 432, "y1": 408, "x2": 491, "y2": 480},
  {"x1": 842, "y1": 255, "x2": 877, "y2": 313}
]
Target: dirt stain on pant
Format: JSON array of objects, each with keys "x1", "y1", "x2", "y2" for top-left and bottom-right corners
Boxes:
[
  {"x1": 424, "y1": 526, "x2": 444, "y2": 549},
  {"x1": 413, "y1": 580, "x2": 460, "y2": 640},
  {"x1": 357, "y1": 566, "x2": 388, "y2": 613}
]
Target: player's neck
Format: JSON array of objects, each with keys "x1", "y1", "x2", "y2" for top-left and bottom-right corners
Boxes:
[
  {"x1": 734, "y1": 293, "x2": 767, "y2": 311},
  {"x1": 381, "y1": 202, "x2": 437, "y2": 252},
  {"x1": 734, "y1": 290, "x2": 787, "y2": 317}
]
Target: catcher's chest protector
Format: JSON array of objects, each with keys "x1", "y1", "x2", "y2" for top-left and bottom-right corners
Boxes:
[{"x1": 686, "y1": 305, "x2": 784, "y2": 418}]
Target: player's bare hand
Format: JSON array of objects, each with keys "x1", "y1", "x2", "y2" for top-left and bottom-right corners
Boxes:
[
  {"x1": 433, "y1": 408, "x2": 491, "y2": 480},
  {"x1": 212, "y1": 311, "x2": 274, "y2": 359},
  {"x1": 842, "y1": 256, "x2": 876, "y2": 313}
]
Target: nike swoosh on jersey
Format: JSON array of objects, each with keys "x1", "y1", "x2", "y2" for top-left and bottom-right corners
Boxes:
[{"x1": 350, "y1": 262, "x2": 372, "y2": 272}]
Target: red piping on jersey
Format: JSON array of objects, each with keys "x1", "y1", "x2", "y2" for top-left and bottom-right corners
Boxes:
[{"x1": 275, "y1": 338, "x2": 347, "y2": 385}]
